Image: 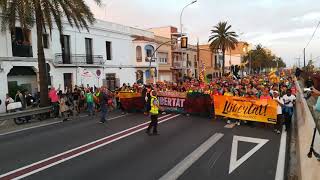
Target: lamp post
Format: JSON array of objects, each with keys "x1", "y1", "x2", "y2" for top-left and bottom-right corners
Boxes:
[
  {"x1": 179, "y1": 0, "x2": 197, "y2": 80},
  {"x1": 180, "y1": 0, "x2": 197, "y2": 37}
]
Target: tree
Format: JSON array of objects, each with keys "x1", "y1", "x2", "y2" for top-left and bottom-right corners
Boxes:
[
  {"x1": 305, "y1": 60, "x2": 315, "y2": 72},
  {"x1": 208, "y1": 21, "x2": 238, "y2": 75},
  {"x1": 242, "y1": 44, "x2": 285, "y2": 73},
  {"x1": 0, "y1": 0, "x2": 101, "y2": 107}
]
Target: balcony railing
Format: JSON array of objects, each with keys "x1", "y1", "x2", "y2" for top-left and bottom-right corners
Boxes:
[
  {"x1": 54, "y1": 54, "x2": 104, "y2": 66},
  {"x1": 12, "y1": 43, "x2": 33, "y2": 57}
]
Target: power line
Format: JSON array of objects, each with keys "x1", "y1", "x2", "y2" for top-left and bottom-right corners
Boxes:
[{"x1": 305, "y1": 21, "x2": 320, "y2": 49}]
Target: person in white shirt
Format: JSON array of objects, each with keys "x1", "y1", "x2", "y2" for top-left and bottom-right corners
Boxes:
[
  {"x1": 282, "y1": 89, "x2": 296, "y2": 131},
  {"x1": 273, "y1": 91, "x2": 284, "y2": 134}
]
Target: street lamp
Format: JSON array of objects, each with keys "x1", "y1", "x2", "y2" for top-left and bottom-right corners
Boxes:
[
  {"x1": 180, "y1": 0, "x2": 197, "y2": 36},
  {"x1": 179, "y1": 0, "x2": 197, "y2": 81}
]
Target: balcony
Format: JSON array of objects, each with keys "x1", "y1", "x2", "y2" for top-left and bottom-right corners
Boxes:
[
  {"x1": 172, "y1": 61, "x2": 184, "y2": 70},
  {"x1": 53, "y1": 54, "x2": 104, "y2": 67},
  {"x1": 12, "y1": 43, "x2": 33, "y2": 57}
]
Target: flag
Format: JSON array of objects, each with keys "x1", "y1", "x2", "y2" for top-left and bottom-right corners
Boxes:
[{"x1": 78, "y1": 67, "x2": 93, "y2": 78}]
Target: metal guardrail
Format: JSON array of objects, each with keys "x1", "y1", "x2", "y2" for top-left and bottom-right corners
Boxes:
[{"x1": 0, "y1": 107, "x2": 52, "y2": 121}]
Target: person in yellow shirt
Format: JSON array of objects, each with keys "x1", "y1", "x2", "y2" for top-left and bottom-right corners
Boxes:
[
  {"x1": 146, "y1": 90, "x2": 160, "y2": 136},
  {"x1": 223, "y1": 88, "x2": 233, "y2": 96}
]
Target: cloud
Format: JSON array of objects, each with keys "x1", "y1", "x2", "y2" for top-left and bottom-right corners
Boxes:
[
  {"x1": 292, "y1": 12, "x2": 320, "y2": 22},
  {"x1": 84, "y1": 0, "x2": 320, "y2": 67}
]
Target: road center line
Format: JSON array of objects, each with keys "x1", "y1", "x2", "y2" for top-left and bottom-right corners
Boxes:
[
  {"x1": 159, "y1": 133, "x2": 224, "y2": 180},
  {"x1": 275, "y1": 125, "x2": 287, "y2": 180},
  {"x1": 0, "y1": 114, "x2": 180, "y2": 180}
]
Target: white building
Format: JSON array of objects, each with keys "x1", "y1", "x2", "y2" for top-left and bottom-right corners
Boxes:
[{"x1": 0, "y1": 19, "x2": 155, "y2": 113}]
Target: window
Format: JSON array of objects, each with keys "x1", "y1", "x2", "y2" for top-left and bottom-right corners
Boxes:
[
  {"x1": 158, "y1": 52, "x2": 168, "y2": 64},
  {"x1": 63, "y1": 73, "x2": 72, "y2": 91},
  {"x1": 106, "y1": 41, "x2": 112, "y2": 60},
  {"x1": 11, "y1": 27, "x2": 33, "y2": 57},
  {"x1": 146, "y1": 49, "x2": 152, "y2": 58},
  {"x1": 85, "y1": 38, "x2": 93, "y2": 64},
  {"x1": 105, "y1": 73, "x2": 116, "y2": 91},
  {"x1": 145, "y1": 45, "x2": 154, "y2": 62},
  {"x1": 194, "y1": 55, "x2": 197, "y2": 61},
  {"x1": 136, "y1": 46, "x2": 142, "y2": 62},
  {"x1": 214, "y1": 54, "x2": 218, "y2": 68},
  {"x1": 61, "y1": 35, "x2": 71, "y2": 64},
  {"x1": 43, "y1": 34, "x2": 49, "y2": 49}
]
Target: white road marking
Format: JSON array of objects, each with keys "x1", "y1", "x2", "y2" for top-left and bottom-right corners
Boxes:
[
  {"x1": 0, "y1": 114, "x2": 180, "y2": 180},
  {"x1": 229, "y1": 136, "x2": 269, "y2": 174},
  {"x1": 0, "y1": 120, "x2": 7, "y2": 126},
  {"x1": 159, "y1": 133, "x2": 224, "y2": 180},
  {"x1": 275, "y1": 125, "x2": 287, "y2": 180},
  {"x1": 0, "y1": 113, "x2": 130, "y2": 137}
]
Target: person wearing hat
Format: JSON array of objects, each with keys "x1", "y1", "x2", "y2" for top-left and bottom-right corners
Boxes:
[
  {"x1": 146, "y1": 90, "x2": 160, "y2": 136},
  {"x1": 273, "y1": 91, "x2": 284, "y2": 134}
]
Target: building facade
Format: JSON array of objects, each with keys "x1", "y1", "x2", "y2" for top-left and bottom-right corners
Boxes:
[
  {"x1": 149, "y1": 26, "x2": 198, "y2": 82},
  {"x1": 154, "y1": 35, "x2": 172, "y2": 82},
  {"x1": 0, "y1": 19, "x2": 155, "y2": 113},
  {"x1": 199, "y1": 42, "x2": 250, "y2": 80}
]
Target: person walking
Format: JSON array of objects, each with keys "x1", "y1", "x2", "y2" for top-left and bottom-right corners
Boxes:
[
  {"x1": 99, "y1": 87, "x2": 108, "y2": 123},
  {"x1": 85, "y1": 89, "x2": 94, "y2": 116},
  {"x1": 146, "y1": 90, "x2": 160, "y2": 136},
  {"x1": 49, "y1": 86, "x2": 60, "y2": 118},
  {"x1": 73, "y1": 88, "x2": 80, "y2": 115},
  {"x1": 282, "y1": 89, "x2": 296, "y2": 131},
  {"x1": 144, "y1": 86, "x2": 152, "y2": 116},
  {"x1": 273, "y1": 91, "x2": 284, "y2": 134}
]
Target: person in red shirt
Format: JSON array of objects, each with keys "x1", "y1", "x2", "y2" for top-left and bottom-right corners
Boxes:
[
  {"x1": 260, "y1": 90, "x2": 272, "y2": 100},
  {"x1": 48, "y1": 86, "x2": 60, "y2": 118}
]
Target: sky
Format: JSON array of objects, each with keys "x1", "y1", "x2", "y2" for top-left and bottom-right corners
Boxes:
[{"x1": 86, "y1": 0, "x2": 320, "y2": 67}]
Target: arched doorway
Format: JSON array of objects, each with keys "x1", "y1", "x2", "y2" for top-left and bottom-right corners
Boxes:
[{"x1": 7, "y1": 66, "x2": 37, "y2": 98}]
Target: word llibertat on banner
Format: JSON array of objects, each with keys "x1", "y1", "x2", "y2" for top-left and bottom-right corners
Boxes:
[
  {"x1": 157, "y1": 92, "x2": 187, "y2": 113},
  {"x1": 213, "y1": 95, "x2": 277, "y2": 124}
]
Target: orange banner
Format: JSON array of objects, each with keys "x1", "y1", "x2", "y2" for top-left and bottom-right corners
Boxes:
[
  {"x1": 213, "y1": 95, "x2": 277, "y2": 124},
  {"x1": 118, "y1": 92, "x2": 141, "y2": 99}
]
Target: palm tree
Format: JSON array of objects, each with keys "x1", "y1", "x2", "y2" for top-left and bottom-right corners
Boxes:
[
  {"x1": 0, "y1": 0, "x2": 101, "y2": 107},
  {"x1": 208, "y1": 21, "x2": 238, "y2": 75}
]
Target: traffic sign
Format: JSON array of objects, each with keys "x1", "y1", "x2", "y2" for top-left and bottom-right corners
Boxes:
[{"x1": 96, "y1": 69, "x2": 101, "y2": 77}]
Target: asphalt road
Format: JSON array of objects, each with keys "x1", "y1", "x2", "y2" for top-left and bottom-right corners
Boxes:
[{"x1": 0, "y1": 112, "x2": 286, "y2": 180}]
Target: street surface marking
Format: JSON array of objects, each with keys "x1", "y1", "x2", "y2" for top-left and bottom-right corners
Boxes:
[
  {"x1": 229, "y1": 136, "x2": 269, "y2": 174},
  {"x1": 0, "y1": 114, "x2": 128, "y2": 137},
  {"x1": 0, "y1": 120, "x2": 7, "y2": 126},
  {"x1": 0, "y1": 114, "x2": 180, "y2": 180},
  {"x1": 159, "y1": 133, "x2": 224, "y2": 180},
  {"x1": 224, "y1": 123, "x2": 236, "y2": 129},
  {"x1": 275, "y1": 125, "x2": 287, "y2": 180}
]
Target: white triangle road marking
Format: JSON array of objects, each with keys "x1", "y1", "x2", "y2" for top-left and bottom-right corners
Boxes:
[{"x1": 229, "y1": 136, "x2": 269, "y2": 174}]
